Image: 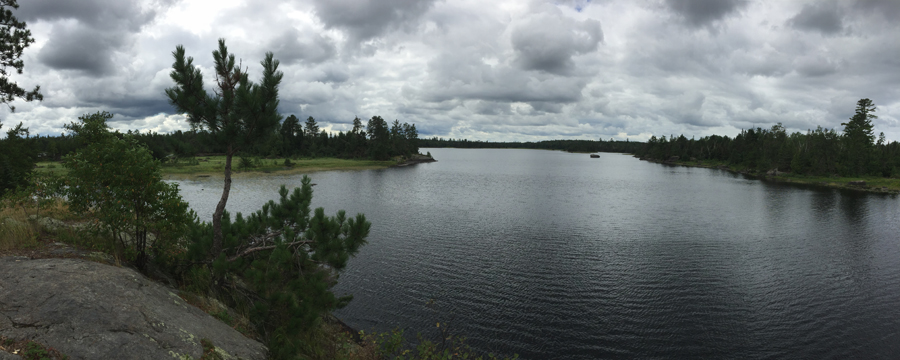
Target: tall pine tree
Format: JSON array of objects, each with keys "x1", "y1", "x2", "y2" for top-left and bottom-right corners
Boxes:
[
  {"x1": 841, "y1": 98, "x2": 877, "y2": 176},
  {"x1": 166, "y1": 39, "x2": 283, "y2": 259}
]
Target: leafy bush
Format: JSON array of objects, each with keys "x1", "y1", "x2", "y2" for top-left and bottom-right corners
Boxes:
[{"x1": 62, "y1": 112, "x2": 193, "y2": 270}]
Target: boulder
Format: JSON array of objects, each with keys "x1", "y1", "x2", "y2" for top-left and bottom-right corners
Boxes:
[
  {"x1": 0, "y1": 257, "x2": 266, "y2": 360},
  {"x1": 27, "y1": 215, "x2": 67, "y2": 233}
]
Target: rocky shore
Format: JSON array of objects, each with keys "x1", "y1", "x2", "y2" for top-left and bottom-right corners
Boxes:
[{"x1": 0, "y1": 256, "x2": 266, "y2": 360}]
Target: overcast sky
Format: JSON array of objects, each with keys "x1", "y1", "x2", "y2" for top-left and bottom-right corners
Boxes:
[{"x1": 3, "y1": 0, "x2": 899, "y2": 142}]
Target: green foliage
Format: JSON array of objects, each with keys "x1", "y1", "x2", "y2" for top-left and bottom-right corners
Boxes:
[
  {"x1": 841, "y1": 98, "x2": 877, "y2": 176},
  {"x1": 367, "y1": 116, "x2": 390, "y2": 160},
  {"x1": 0, "y1": 1, "x2": 41, "y2": 197},
  {"x1": 0, "y1": 0, "x2": 42, "y2": 110},
  {"x1": 166, "y1": 38, "x2": 284, "y2": 259},
  {"x1": 62, "y1": 112, "x2": 193, "y2": 270},
  {"x1": 280, "y1": 114, "x2": 304, "y2": 156},
  {"x1": 179, "y1": 176, "x2": 369, "y2": 359},
  {"x1": 237, "y1": 156, "x2": 261, "y2": 170},
  {"x1": 0, "y1": 121, "x2": 34, "y2": 197},
  {"x1": 23, "y1": 341, "x2": 50, "y2": 360}
]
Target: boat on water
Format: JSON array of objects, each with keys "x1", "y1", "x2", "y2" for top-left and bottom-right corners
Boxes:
[{"x1": 590, "y1": 154, "x2": 600, "y2": 158}]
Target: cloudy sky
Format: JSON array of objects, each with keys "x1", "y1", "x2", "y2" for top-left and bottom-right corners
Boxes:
[{"x1": 2, "y1": 0, "x2": 899, "y2": 142}]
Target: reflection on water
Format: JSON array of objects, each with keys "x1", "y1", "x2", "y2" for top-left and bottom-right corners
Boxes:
[{"x1": 174, "y1": 149, "x2": 900, "y2": 359}]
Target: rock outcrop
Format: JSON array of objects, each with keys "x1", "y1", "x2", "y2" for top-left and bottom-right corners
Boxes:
[{"x1": 0, "y1": 257, "x2": 266, "y2": 360}]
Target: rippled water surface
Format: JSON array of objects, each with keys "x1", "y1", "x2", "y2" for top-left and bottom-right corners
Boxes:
[{"x1": 175, "y1": 148, "x2": 900, "y2": 359}]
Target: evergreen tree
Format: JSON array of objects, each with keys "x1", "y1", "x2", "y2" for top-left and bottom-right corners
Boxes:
[
  {"x1": 0, "y1": 0, "x2": 41, "y2": 197},
  {"x1": 366, "y1": 115, "x2": 390, "y2": 160},
  {"x1": 166, "y1": 39, "x2": 283, "y2": 259},
  {"x1": 0, "y1": 0, "x2": 41, "y2": 111},
  {"x1": 403, "y1": 122, "x2": 419, "y2": 155},
  {"x1": 304, "y1": 116, "x2": 319, "y2": 154},
  {"x1": 279, "y1": 114, "x2": 303, "y2": 156},
  {"x1": 390, "y1": 119, "x2": 402, "y2": 155},
  {"x1": 0, "y1": 121, "x2": 30, "y2": 196},
  {"x1": 183, "y1": 177, "x2": 369, "y2": 357},
  {"x1": 841, "y1": 98, "x2": 877, "y2": 176}
]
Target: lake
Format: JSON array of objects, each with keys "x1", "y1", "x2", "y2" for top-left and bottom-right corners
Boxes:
[{"x1": 174, "y1": 148, "x2": 900, "y2": 359}]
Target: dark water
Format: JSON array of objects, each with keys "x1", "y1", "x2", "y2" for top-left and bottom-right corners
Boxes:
[{"x1": 175, "y1": 148, "x2": 900, "y2": 359}]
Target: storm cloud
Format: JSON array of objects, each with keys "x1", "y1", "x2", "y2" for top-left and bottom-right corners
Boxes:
[
  {"x1": 664, "y1": 0, "x2": 748, "y2": 28},
  {"x1": 788, "y1": 2, "x2": 844, "y2": 35},
  {"x1": 1, "y1": 0, "x2": 899, "y2": 143}
]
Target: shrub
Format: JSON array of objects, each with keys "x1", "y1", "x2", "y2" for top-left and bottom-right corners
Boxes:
[{"x1": 63, "y1": 112, "x2": 193, "y2": 271}]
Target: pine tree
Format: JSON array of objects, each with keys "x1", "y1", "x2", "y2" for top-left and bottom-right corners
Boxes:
[
  {"x1": 0, "y1": 0, "x2": 41, "y2": 197},
  {"x1": 0, "y1": 0, "x2": 41, "y2": 112},
  {"x1": 183, "y1": 177, "x2": 370, "y2": 357},
  {"x1": 166, "y1": 39, "x2": 283, "y2": 259},
  {"x1": 279, "y1": 114, "x2": 302, "y2": 156},
  {"x1": 304, "y1": 116, "x2": 319, "y2": 154},
  {"x1": 366, "y1": 115, "x2": 390, "y2": 160},
  {"x1": 841, "y1": 98, "x2": 877, "y2": 176}
]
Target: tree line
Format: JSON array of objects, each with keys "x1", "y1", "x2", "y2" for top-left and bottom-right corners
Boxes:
[
  {"x1": 418, "y1": 137, "x2": 644, "y2": 153},
  {"x1": 12, "y1": 113, "x2": 420, "y2": 163},
  {"x1": 638, "y1": 99, "x2": 900, "y2": 177}
]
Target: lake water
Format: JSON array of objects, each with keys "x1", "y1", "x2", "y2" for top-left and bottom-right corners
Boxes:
[{"x1": 174, "y1": 148, "x2": 900, "y2": 359}]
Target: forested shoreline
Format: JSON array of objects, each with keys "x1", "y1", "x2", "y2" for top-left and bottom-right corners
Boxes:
[
  {"x1": 11, "y1": 114, "x2": 420, "y2": 163},
  {"x1": 637, "y1": 99, "x2": 900, "y2": 178},
  {"x1": 419, "y1": 137, "x2": 644, "y2": 153}
]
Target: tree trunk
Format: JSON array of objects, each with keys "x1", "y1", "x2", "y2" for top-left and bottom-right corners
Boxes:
[{"x1": 211, "y1": 146, "x2": 234, "y2": 259}]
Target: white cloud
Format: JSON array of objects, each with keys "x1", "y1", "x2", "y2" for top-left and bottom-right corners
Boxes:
[{"x1": 3, "y1": 0, "x2": 900, "y2": 143}]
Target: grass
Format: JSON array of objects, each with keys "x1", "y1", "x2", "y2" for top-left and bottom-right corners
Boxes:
[
  {"x1": 775, "y1": 173, "x2": 900, "y2": 191},
  {"x1": 0, "y1": 205, "x2": 39, "y2": 251},
  {"x1": 37, "y1": 156, "x2": 396, "y2": 178},
  {"x1": 0, "y1": 198, "x2": 110, "y2": 258},
  {"x1": 34, "y1": 161, "x2": 67, "y2": 176}
]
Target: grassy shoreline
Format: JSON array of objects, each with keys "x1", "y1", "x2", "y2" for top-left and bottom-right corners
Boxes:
[
  {"x1": 36, "y1": 156, "x2": 398, "y2": 178},
  {"x1": 642, "y1": 157, "x2": 900, "y2": 194}
]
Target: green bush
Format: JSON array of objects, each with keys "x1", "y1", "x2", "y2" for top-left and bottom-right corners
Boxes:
[{"x1": 63, "y1": 112, "x2": 193, "y2": 271}]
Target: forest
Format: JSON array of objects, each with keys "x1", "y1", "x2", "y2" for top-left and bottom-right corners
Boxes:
[
  {"x1": 637, "y1": 99, "x2": 900, "y2": 178},
  {"x1": 14, "y1": 114, "x2": 419, "y2": 163}
]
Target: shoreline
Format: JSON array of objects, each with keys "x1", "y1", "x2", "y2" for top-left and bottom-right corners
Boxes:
[
  {"x1": 639, "y1": 157, "x2": 900, "y2": 195},
  {"x1": 38, "y1": 154, "x2": 437, "y2": 180}
]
